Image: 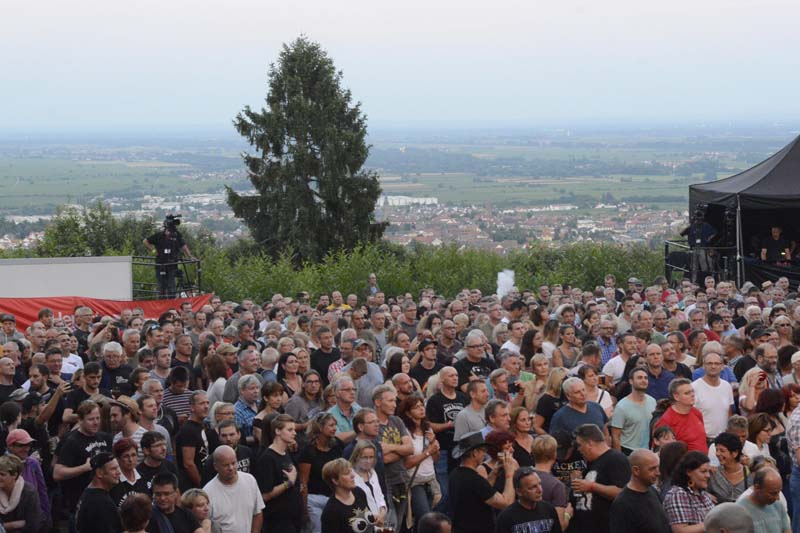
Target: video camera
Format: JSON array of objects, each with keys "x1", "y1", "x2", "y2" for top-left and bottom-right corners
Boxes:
[{"x1": 163, "y1": 214, "x2": 182, "y2": 232}]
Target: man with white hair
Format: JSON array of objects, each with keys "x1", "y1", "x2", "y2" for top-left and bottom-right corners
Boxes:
[
  {"x1": 203, "y1": 445, "x2": 264, "y2": 533},
  {"x1": 692, "y1": 344, "x2": 734, "y2": 440},
  {"x1": 99, "y1": 341, "x2": 133, "y2": 393},
  {"x1": 549, "y1": 377, "x2": 609, "y2": 438},
  {"x1": 222, "y1": 345, "x2": 263, "y2": 404},
  {"x1": 328, "y1": 376, "x2": 361, "y2": 443}
]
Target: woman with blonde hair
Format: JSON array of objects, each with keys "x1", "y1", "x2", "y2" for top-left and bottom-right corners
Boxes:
[
  {"x1": 533, "y1": 367, "x2": 568, "y2": 435},
  {"x1": 348, "y1": 440, "x2": 387, "y2": 525},
  {"x1": 739, "y1": 366, "x2": 768, "y2": 416},
  {"x1": 181, "y1": 489, "x2": 212, "y2": 533},
  {"x1": 515, "y1": 353, "x2": 549, "y2": 411}
]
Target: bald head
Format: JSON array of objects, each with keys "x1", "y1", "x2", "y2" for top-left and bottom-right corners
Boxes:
[
  {"x1": 703, "y1": 502, "x2": 754, "y2": 533},
  {"x1": 213, "y1": 444, "x2": 236, "y2": 465},
  {"x1": 629, "y1": 449, "x2": 660, "y2": 487}
]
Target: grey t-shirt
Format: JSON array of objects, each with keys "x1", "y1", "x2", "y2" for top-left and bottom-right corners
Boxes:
[
  {"x1": 453, "y1": 405, "x2": 486, "y2": 441},
  {"x1": 378, "y1": 415, "x2": 411, "y2": 487}
]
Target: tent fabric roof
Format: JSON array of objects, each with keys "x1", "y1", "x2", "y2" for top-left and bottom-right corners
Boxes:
[{"x1": 689, "y1": 135, "x2": 800, "y2": 210}]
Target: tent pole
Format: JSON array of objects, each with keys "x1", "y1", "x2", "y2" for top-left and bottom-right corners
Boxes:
[{"x1": 736, "y1": 196, "x2": 743, "y2": 286}]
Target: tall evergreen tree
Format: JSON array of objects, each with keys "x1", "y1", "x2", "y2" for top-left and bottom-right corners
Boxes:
[{"x1": 227, "y1": 37, "x2": 387, "y2": 263}]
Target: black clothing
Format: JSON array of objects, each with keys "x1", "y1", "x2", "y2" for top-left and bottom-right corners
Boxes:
[
  {"x1": 409, "y1": 361, "x2": 443, "y2": 389},
  {"x1": 146, "y1": 506, "x2": 201, "y2": 533},
  {"x1": 100, "y1": 362, "x2": 134, "y2": 393},
  {"x1": 608, "y1": 486, "x2": 671, "y2": 533},
  {"x1": 155, "y1": 405, "x2": 179, "y2": 438},
  {"x1": 137, "y1": 460, "x2": 179, "y2": 494},
  {"x1": 76, "y1": 487, "x2": 122, "y2": 533},
  {"x1": 175, "y1": 419, "x2": 218, "y2": 491},
  {"x1": 0, "y1": 383, "x2": 16, "y2": 403},
  {"x1": 450, "y1": 466, "x2": 498, "y2": 533},
  {"x1": 56, "y1": 429, "x2": 112, "y2": 509},
  {"x1": 496, "y1": 500, "x2": 562, "y2": 533},
  {"x1": 512, "y1": 440, "x2": 535, "y2": 468},
  {"x1": 567, "y1": 449, "x2": 631, "y2": 533},
  {"x1": 320, "y1": 487, "x2": 375, "y2": 533},
  {"x1": 763, "y1": 235, "x2": 790, "y2": 263},
  {"x1": 253, "y1": 447, "x2": 302, "y2": 529},
  {"x1": 426, "y1": 390, "x2": 468, "y2": 452},
  {"x1": 734, "y1": 355, "x2": 758, "y2": 382},
  {"x1": 311, "y1": 347, "x2": 341, "y2": 387},
  {"x1": 298, "y1": 439, "x2": 344, "y2": 496},
  {"x1": 109, "y1": 476, "x2": 148, "y2": 508},
  {"x1": 535, "y1": 394, "x2": 565, "y2": 434},
  {"x1": 147, "y1": 229, "x2": 186, "y2": 268},
  {"x1": 454, "y1": 356, "x2": 498, "y2": 389}
]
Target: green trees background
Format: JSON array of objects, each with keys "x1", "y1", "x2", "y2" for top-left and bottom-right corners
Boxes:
[
  {"x1": 227, "y1": 37, "x2": 386, "y2": 264},
  {"x1": 3, "y1": 200, "x2": 664, "y2": 301}
]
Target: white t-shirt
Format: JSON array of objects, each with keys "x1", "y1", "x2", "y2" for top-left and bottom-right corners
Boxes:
[
  {"x1": 692, "y1": 377, "x2": 734, "y2": 438},
  {"x1": 500, "y1": 340, "x2": 521, "y2": 355},
  {"x1": 602, "y1": 355, "x2": 629, "y2": 384},
  {"x1": 203, "y1": 472, "x2": 265, "y2": 533}
]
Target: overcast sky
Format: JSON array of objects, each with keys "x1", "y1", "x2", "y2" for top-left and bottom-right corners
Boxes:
[{"x1": 3, "y1": 0, "x2": 800, "y2": 131}]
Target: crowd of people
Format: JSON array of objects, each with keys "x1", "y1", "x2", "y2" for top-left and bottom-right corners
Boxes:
[{"x1": 0, "y1": 272, "x2": 798, "y2": 532}]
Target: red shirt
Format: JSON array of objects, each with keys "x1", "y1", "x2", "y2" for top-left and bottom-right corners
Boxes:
[{"x1": 656, "y1": 406, "x2": 708, "y2": 454}]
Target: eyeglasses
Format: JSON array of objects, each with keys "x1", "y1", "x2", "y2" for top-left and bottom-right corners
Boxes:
[
  {"x1": 467, "y1": 344, "x2": 483, "y2": 348},
  {"x1": 305, "y1": 379, "x2": 321, "y2": 384}
]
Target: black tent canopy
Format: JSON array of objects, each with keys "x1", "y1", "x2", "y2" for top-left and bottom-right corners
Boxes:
[
  {"x1": 687, "y1": 135, "x2": 800, "y2": 285},
  {"x1": 690, "y1": 135, "x2": 800, "y2": 210}
]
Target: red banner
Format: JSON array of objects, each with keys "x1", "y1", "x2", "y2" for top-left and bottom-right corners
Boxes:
[{"x1": 0, "y1": 294, "x2": 213, "y2": 330}]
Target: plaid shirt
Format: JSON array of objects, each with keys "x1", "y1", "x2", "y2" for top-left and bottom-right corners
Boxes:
[
  {"x1": 664, "y1": 485, "x2": 714, "y2": 526},
  {"x1": 234, "y1": 398, "x2": 258, "y2": 438},
  {"x1": 596, "y1": 336, "x2": 618, "y2": 365},
  {"x1": 787, "y1": 405, "x2": 800, "y2": 467}
]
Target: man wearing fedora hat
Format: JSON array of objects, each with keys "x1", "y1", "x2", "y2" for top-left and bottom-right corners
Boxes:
[{"x1": 449, "y1": 430, "x2": 516, "y2": 533}]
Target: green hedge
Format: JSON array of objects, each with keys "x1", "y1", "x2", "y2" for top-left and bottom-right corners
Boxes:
[{"x1": 199, "y1": 242, "x2": 664, "y2": 302}]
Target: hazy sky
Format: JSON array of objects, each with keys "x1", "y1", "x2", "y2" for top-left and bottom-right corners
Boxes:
[{"x1": 3, "y1": 0, "x2": 800, "y2": 131}]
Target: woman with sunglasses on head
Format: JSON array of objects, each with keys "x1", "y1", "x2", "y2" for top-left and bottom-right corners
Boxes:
[
  {"x1": 739, "y1": 367, "x2": 768, "y2": 417},
  {"x1": 349, "y1": 440, "x2": 387, "y2": 527},
  {"x1": 298, "y1": 412, "x2": 344, "y2": 533}
]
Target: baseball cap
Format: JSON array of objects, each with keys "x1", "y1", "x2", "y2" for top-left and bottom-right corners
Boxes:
[
  {"x1": 352, "y1": 339, "x2": 370, "y2": 350},
  {"x1": 628, "y1": 277, "x2": 643, "y2": 285},
  {"x1": 0, "y1": 314, "x2": 15, "y2": 323},
  {"x1": 6, "y1": 429, "x2": 34, "y2": 447},
  {"x1": 90, "y1": 451, "x2": 115, "y2": 470},
  {"x1": 418, "y1": 338, "x2": 438, "y2": 352}
]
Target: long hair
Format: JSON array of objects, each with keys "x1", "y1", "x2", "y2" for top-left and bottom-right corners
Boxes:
[
  {"x1": 305, "y1": 412, "x2": 337, "y2": 448},
  {"x1": 397, "y1": 394, "x2": 428, "y2": 434}
]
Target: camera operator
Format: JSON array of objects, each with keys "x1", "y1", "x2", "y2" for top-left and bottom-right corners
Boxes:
[
  {"x1": 143, "y1": 214, "x2": 195, "y2": 299},
  {"x1": 680, "y1": 205, "x2": 717, "y2": 283}
]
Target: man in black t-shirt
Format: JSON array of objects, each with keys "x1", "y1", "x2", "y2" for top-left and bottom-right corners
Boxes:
[
  {"x1": 150, "y1": 472, "x2": 203, "y2": 533},
  {"x1": 75, "y1": 452, "x2": 123, "y2": 533},
  {"x1": 450, "y1": 431, "x2": 515, "y2": 533},
  {"x1": 609, "y1": 449, "x2": 671, "y2": 533},
  {"x1": 567, "y1": 424, "x2": 630, "y2": 533},
  {"x1": 137, "y1": 431, "x2": 179, "y2": 494},
  {"x1": 454, "y1": 340, "x2": 498, "y2": 393},
  {"x1": 496, "y1": 468, "x2": 563, "y2": 533},
  {"x1": 311, "y1": 327, "x2": 340, "y2": 387},
  {"x1": 410, "y1": 338, "x2": 444, "y2": 390},
  {"x1": 761, "y1": 224, "x2": 792, "y2": 264},
  {"x1": 54, "y1": 400, "x2": 113, "y2": 512},
  {"x1": 175, "y1": 390, "x2": 218, "y2": 491}
]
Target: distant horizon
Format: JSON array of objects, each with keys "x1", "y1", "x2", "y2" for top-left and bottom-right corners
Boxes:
[{"x1": 2, "y1": 117, "x2": 800, "y2": 141}]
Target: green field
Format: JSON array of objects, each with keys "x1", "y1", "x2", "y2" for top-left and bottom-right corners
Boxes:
[{"x1": 0, "y1": 158, "x2": 242, "y2": 212}]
